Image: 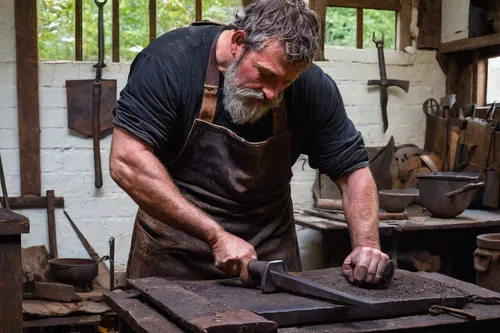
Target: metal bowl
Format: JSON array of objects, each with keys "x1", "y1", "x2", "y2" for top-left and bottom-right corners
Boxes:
[
  {"x1": 416, "y1": 172, "x2": 484, "y2": 218},
  {"x1": 378, "y1": 188, "x2": 419, "y2": 213},
  {"x1": 49, "y1": 256, "x2": 108, "y2": 287}
]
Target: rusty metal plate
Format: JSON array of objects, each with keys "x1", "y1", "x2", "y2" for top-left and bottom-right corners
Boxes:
[
  {"x1": 129, "y1": 268, "x2": 470, "y2": 330},
  {"x1": 66, "y1": 79, "x2": 116, "y2": 137}
]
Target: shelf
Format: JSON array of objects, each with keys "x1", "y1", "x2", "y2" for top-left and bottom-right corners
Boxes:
[{"x1": 440, "y1": 32, "x2": 500, "y2": 54}]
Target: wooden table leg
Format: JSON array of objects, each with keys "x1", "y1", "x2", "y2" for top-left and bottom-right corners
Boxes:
[{"x1": 0, "y1": 234, "x2": 22, "y2": 333}]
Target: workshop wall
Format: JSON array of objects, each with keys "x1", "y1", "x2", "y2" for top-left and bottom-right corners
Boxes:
[{"x1": 1, "y1": 0, "x2": 445, "y2": 271}]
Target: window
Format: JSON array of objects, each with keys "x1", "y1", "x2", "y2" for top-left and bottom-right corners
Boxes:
[
  {"x1": 487, "y1": 56, "x2": 500, "y2": 104},
  {"x1": 325, "y1": 6, "x2": 396, "y2": 49},
  {"x1": 37, "y1": 0, "x2": 243, "y2": 62}
]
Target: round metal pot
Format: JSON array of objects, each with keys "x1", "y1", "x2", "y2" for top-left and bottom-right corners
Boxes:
[
  {"x1": 49, "y1": 256, "x2": 109, "y2": 287},
  {"x1": 378, "y1": 188, "x2": 419, "y2": 213},
  {"x1": 416, "y1": 172, "x2": 485, "y2": 218}
]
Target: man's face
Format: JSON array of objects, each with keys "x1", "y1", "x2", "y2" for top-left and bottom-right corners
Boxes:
[{"x1": 223, "y1": 40, "x2": 302, "y2": 125}]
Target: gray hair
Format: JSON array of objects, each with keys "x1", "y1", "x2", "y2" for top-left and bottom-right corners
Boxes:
[{"x1": 229, "y1": 0, "x2": 320, "y2": 68}]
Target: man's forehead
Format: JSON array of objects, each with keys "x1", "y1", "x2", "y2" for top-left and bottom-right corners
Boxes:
[{"x1": 250, "y1": 42, "x2": 302, "y2": 78}]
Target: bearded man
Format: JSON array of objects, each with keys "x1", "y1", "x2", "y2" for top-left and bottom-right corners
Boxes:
[{"x1": 110, "y1": 0, "x2": 390, "y2": 286}]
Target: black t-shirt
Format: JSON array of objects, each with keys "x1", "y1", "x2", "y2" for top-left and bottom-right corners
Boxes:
[{"x1": 113, "y1": 24, "x2": 368, "y2": 181}]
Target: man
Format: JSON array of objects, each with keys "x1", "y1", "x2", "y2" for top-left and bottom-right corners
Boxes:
[{"x1": 110, "y1": 0, "x2": 390, "y2": 285}]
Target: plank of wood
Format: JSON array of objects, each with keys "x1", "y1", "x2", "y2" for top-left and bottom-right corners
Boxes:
[
  {"x1": 23, "y1": 315, "x2": 101, "y2": 328},
  {"x1": 0, "y1": 208, "x2": 30, "y2": 234},
  {"x1": 128, "y1": 279, "x2": 278, "y2": 332},
  {"x1": 75, "y1": 0, "x2": 82, "y2": 60},
  {"x1": 15, "y1": 0, "x2": 41, "y2": 196},
  {"x1": 149, "y1": 0, "x2": 156, "y2": 42},
  {"x1": 416, "y1": 0, "x2": 441, "y2": 49},
  {"x1": 440, "y1": 32, "x2": 500, "y2": 54},
  {"x1": 129, "y1": 269, "x2": 469, "y2": 328},
  {"x1": 2, "y1": 195, "x2": 65, "y2": 210},
  {"x1": 104, "y1": 290, "x2": 185, "y2": 333},
  {"x1": 0, "y1": 235, "x2": 23, "y2": 332},
  {"x1": 46, "y1": 190, "x2": 58, "y2": 259},
  {"x1": 309, "y1": 0, "x2": 326, "y2": 61},
  {"x1": 398, "y1": 0, "x2": 412, "y2": 50},
  {"x1": 33, "y1": 282, "x2": 81, "y2": 303},
  {"x1": 112, "y1": 0, "x2": 120, "y2": 62},
  {"x1": 23, "y1": 300, "x2": 110, "y2": 316},
  {"x1": 326, "y1": 0, "x2": 399, "y2": 10}
]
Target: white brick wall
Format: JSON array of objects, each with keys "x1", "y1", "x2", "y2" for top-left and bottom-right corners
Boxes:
[{"x1": 1, "y1": 0, "x2": 445, "y2": 271}]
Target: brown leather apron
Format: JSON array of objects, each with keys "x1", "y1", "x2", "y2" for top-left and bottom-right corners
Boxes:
[{"x1": 126, "y1": 31, "x2": 301, "y2": 280}]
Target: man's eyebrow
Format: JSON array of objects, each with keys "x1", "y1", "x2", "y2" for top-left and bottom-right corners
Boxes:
[{"x1": 256, "y1": 63, "x2": 280, "y2": 77}]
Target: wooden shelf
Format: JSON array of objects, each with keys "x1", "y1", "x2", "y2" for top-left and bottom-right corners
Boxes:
[{"x1": 440, "y1": 32, "x2": 500, "y2": 54}]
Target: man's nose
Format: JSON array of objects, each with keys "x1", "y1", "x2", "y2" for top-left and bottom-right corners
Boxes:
[{"x1": 262, "y1": 86, "x2": 280, "y2": 101}]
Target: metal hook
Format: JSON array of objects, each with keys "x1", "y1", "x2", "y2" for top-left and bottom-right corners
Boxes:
[
  {"x1": 94, "y1": 0, "x2": 108, "y2": 7},
  {"x1": 372, "y1": 31, "x2": 385, "y2": 46}
]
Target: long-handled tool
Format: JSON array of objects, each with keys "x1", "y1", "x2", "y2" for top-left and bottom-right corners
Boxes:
[
  {"x1": 0, "y1": 152, "x2": 10, "y2": 210},
  {"x1": 367, "y1": 32, "x2": 410, "y2": 133},
  {"x1": 248, "y1": 259, "x2": 395, "y2": 311},
  {"x1": 66, "y1": 0, "x2": 116, "y2": 189},
  {"x1": 63, "y1": 210, "x2": 110, "y2": 290}
]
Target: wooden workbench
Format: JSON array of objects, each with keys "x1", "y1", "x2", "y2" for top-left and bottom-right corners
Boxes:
[
  {"x1": 0, "y1": 208, "x2": 30, "y2": 333},
  {"x1": 294, "y1": 209, "x2": 500, "y2": 282},
  {"x1": 104, "y1": 272, "x2": 500, "y2": 332}
]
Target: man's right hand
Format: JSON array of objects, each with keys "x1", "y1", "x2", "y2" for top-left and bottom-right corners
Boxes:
[{"x1": 208, "y1": 230, "x2": 257, "y2": 283}]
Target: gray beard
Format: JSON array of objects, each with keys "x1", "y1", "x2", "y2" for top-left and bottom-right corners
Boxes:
[{"x1": 222, "y1": 60, "x2": 283, "y2": 125}]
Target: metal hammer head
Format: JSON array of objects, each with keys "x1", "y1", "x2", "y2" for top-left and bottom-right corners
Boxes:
[{"x1": 260, "y1": 260, "x2": 286, "y2": 293}]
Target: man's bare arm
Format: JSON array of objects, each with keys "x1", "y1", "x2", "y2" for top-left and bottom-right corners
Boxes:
[
  {"x1": 109, "y1": 126, "x2": 256, "y2": 281},
  {"x1": 335, "y1": 166, "x2": 389, "y2": 284}
]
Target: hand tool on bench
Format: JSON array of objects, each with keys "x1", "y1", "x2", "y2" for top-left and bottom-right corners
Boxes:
[
  {"x1": 66, "y1": 0, "x2": 116, "y2": 189},
  {"x1": 248, "y1": 259, "x2": 395, "y2": 311},
  {"x1": 368, "y1": 32, "x2": 410, "y2": 133},
  {"x1": 63, "y1": 210, "x2": 110, "y2": 290}
]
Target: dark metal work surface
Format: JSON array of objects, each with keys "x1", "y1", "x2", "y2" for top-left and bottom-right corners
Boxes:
[
  {"x1": 128, "y1": 268, "x2": 468, "y2": 330},
  {"x1": 105, "y1": 273, "x2": 500, "y2": 333}
]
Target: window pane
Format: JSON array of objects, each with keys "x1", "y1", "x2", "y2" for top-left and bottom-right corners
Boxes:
[
  {"x1": 117, "y1": 1, "x2": 149, "y2": 62},
  {"x1": 325, "y1": 7, "x2": 356, "y2": 48},
  {"x1": 157, "y1": 0, "x2": 196, "y2": 38},
  {"x1": 363, "y1": 9, "x2": 396, "y2": 50},
  {"x1": 82, "y1": 0, "x2": 113, "y2": 63},
  {"x1": 203, "y1": 0, "x2": 243, "y2": 24},
  {"x1": 38, "y1": 0, "x2": 75, "y2": 61},
  {"x1": 487, "y1": 57, "x2": 500, "y2": 104}
]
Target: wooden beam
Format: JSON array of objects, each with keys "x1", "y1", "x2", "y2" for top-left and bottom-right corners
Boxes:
[
  {"x1": 356, "y1": 8, "x2": 363, "y2": 49},
  {"x1": 398, "y1": 0, "x2": 412, "y2": 50},
  {"x1": 310, "y1": 0, "x2": 326, "y2": 61},
  {"x1": 15, "y1": 0, "x2": 41, "y2": 196},
  {"x1": 149, "y1": 0, "x2": 156, "y2": 42},
  {"x1": 242, "y1": 0, "x2": 252, "y2": 7},
  {"x1": 326, "y1": 0, "x2": 399, "y2": 11},
  {"x1": 75, "y1": 0, "x2": 82, "y2": 61},
  {"x1": 474, "y1": 51, "x2": 488, "y2": 106},
  {"x1": 112, "y1": 0, "x2": 119, "y2": 62},
  {"x1": 196, "y1": 0, "x2": 202, "y2": 22},
  {"x1": 416, "y1": 0, "x2": 441, "y2": 49},
  {"x1": 1, "y1": 195, "x2": 65, "y2": 210},
  {"x1": 440, "y1": 33, "x2": 500, "y2": 54}
]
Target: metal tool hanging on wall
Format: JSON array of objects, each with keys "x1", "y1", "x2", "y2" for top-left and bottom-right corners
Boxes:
[
  {"x1": 368, "y1": 32, "x2": 410, "y2": 133},
  {"x1": 66, "y1": 0, "x2": 117, "y2": 188}
]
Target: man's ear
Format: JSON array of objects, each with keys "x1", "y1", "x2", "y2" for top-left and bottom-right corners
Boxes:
[{"x1": 230, "y1": 30, "x2": 247, "y2": 57}]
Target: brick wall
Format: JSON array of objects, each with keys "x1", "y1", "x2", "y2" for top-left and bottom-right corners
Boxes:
[{"x1": 1, "y1": 0, "x2": 445, "y2": 270}]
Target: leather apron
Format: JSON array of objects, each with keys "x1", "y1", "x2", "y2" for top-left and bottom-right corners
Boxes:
[{"x1": 126, "y1": 31, "x2": 301, "y2": 280}]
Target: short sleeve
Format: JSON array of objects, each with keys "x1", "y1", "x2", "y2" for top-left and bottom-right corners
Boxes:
[
  {"x1": 304, "y1": 70, "x2": 369, "y2": 180},
  {"x1": 113, "y1": 53, "x2": 179, "y2": 154}
]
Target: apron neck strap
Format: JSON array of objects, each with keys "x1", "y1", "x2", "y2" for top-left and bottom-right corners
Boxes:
[{"x1": 199, "y1": 31, "x2": 222, "y2": 123}]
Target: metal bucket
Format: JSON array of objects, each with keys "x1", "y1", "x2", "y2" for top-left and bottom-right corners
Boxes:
[{"x1": 474, "y1": 233, "x2": 500, "y2": 292}]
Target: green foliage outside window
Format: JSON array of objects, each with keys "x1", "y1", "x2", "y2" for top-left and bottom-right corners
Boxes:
[
  {"x1": 38, "y1": 0, "x2": 242, "y2": 62},
  {"x1": 325, "y1": 7, "x2": 396, "y2": 50}
]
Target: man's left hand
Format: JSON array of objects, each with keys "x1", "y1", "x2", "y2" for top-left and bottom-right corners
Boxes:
[{"x1": 342, "y1": 246, "x2": 390, "y2": 285}]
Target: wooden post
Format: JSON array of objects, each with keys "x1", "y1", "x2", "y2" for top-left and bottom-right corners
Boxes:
[
  {"x1": 15, "y1": 0, "x2": 41, "y2": 196},
  {"x1": 398, "y1": 0, "x2": 412, "y2": 50},
  {"x1": 309, "y1": 0, "x2": 327, "y2": 61},
  {"x1": 0, "y1": 208, "x2": 30, "y2": 333},
  {"x1": 149, "y1": 0, "x2": 156, "y2": 43},
  {"x1": 112, "y1": 0, "x2": 120, "y2": 62},
  {"x1": 46, "y1": 190, "x2": 58, "y2": 259},
  {"x1": 75, "y1": 0, "x2": 83, "y2": 61}
]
